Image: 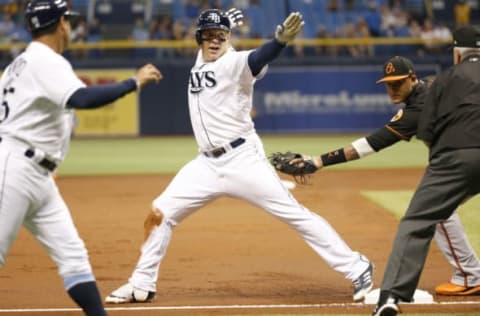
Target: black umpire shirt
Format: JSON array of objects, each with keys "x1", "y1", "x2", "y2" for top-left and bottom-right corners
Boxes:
[
  {"x1": 366, "y1": 79, "x2": 430, "y2": 151},
  {"x1": 417, "y1": 53, "x2": 480, "y2": 159}
]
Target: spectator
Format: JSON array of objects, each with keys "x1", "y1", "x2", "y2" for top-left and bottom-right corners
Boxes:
[
  {"x1": 355, "y1": 17, "x2": 374, "y2": 57},
  {"x1": 420, "y1": 17, "x2": 436, "y2": 52},
  {"x1": 70, "y1": 16, "x2": 88, "y2": 59},
  {"x1": 151, "y1": 15, "x2": 173, "y2": 40},
  {"x1": 364, "y1": 0, "x2": 382, "y2": 37},
  {"x1": 171, "y1": 19, "x2": 187, "y2": 57},
  {"x1": 0, "y1": 14, "x2": 15, "y2": 39},
  {"x1": 232, "y1": 15, "x2": 256, "y2": 51},
  {"x1": 406, "y1": 18, "x2": 423, "y2": 55},
  {"x1": 87, "y1": 18, "x2": 102, "y2": 42},
  {"x1": 131, "y1": 17, "x2": 152, "y2": 59},
  {"x1": 184, "y1": 0, "x2": 201, "y2": 19},
  {"x1": 314, "y1": 26, "x2": 331, "y2": 56},
  {"x1": 421, "y1": 18, "x2": 451, "y2": 54},
  {"x1": 84, "y1": 18, "x2": 102, "y2": 59},
  {"x1": 71, "y1": 16, "x2": 88, "y2": 42},
  {"x1": 339, "y1": 17, "x2": 373, "y2": 57},
  {"x1": 131, "y1": 17, "x2": 149, "y2": 41}
]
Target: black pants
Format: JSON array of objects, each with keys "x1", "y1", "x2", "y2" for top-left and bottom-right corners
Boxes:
[{"x1": 380, "y1": 148, "x2": 480, "y2": 300}]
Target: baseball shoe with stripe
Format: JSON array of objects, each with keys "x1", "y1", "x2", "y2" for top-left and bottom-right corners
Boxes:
[
  {"x1": 352, "y1": 261, "x2": 374, "y2": 301},
  {"x1": 105, "y1": 283, "x2": 155, "y2": 304}
]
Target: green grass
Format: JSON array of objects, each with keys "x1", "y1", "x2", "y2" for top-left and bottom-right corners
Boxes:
[
  {"x1": 59, "y1": 134, "x2": 428, "y2": 175},
  {"x1": 362, "y1": 191, "x2": 480, "y2": 258}
]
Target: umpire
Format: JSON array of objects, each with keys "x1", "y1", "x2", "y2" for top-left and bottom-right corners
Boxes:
[{"x1": 373, "y1": 25, "x2": 480, "y2": 316}]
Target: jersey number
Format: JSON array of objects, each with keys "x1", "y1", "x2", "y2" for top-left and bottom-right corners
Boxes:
[{"x1": 0, "y1": 86, "x2": 14, "y2": 123}]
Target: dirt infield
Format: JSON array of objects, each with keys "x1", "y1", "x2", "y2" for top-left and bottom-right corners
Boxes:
[{"x1": 1, "y1": 169, "x2": 479, "y2": 315}]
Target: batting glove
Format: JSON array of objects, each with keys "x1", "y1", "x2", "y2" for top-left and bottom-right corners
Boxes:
[
  {"x1": 226, "y1": 8, "x2": 244, "y2": 29},
  {"x1": 275, "y1": 12, "x2": 304, "y2": 44}
]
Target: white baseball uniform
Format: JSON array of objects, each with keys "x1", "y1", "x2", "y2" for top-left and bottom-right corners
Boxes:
[
  {"x1": 0, "y1": 41, "x2": 93, "y2": 289},
  {"x1": 127, "y1": 48, "x2": 370, "y2": 292}
]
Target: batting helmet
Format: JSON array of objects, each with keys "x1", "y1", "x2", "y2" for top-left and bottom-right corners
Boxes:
[
  {"x1": 25, "y1": 0, "x2": 79, "y2": 33},
  {"x1": 195, "y1": 9, "x2": 230, "y2": 45}
]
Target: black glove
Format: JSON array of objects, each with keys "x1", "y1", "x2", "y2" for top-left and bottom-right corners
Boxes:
[{"x1": 269, "y1": 151, "x2": 318, "y2": 183}]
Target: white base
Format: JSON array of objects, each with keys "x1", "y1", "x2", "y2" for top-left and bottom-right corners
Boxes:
[
  {"x1": 281, "y1": 180, "x2": 296, "y2": 190},
  {"x1": 364, "y1": 288, "x2": 434, "y2": 304}
]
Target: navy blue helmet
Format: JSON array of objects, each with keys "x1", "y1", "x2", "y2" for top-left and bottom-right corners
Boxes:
[
  {"x1": 25, "y1": 0, "x2": 79, "y2": 33},
  {"x1": 195, "y1": 9, "x2": 230, "y2": 45}
]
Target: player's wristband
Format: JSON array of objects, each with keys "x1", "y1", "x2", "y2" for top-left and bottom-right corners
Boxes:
[{"x1": 320, "y1": 148, "x2": 347, "y2": 166}]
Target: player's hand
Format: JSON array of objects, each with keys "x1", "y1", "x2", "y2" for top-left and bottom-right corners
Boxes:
[
  {"x1": 290, "y1": 154, "x2": 322, "y2": 169},
  {"x1": 275, "y1": 12, "x2": 304, "y2": 44},
  {"x1": 225, "y1": 8, "x2": 244, "y2": 29},
  {"x1": 135, "y1": 64, "x2": 163, "y2": 88}
]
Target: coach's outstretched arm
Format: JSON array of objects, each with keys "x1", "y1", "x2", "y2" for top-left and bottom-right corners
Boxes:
[
  {"x1": 248, "y1": 12, "x2": 304, "y2": 76},
  {"x1": 67, "y1": 64, "x2": 162, "y2": 109}
]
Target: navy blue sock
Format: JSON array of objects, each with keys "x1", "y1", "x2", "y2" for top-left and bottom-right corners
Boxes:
[{"x1": 67, "y1": 281, "x2": 108, "y2": 316}]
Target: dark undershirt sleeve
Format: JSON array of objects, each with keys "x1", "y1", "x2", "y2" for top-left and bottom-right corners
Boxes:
[
  {"x1": 248, "y1": 39, "x2": 285, "y2": 77},
  {"x1": 67, "y1": 78, "x2": 137, "y2": 109}
]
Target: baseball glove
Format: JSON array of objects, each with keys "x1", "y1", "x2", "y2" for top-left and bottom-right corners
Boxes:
[{"x1": 269, "y1": 151, "x2": 318, "y2": 184}]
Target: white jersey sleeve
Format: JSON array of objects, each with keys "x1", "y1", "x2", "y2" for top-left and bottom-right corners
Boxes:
[{"x1": 30, "y1": 49, "x2": 85, "y2": 108}]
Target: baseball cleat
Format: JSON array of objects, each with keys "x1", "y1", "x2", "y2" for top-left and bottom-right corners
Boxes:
[
  {"x1": 352, "y1": 261, "x2": 374, "y2": 301},
  {"x1": 105, "y1": 283, "x2": 155, "y2": 304},
  {"x1": 435, "y1": 282, "x2": 480, "y2": 296},
  {"x1": 372, "y1": 299, "x2": 399, "y2": 316}
]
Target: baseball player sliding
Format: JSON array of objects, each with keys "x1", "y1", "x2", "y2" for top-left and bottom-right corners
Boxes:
[
  {"x1": 276, "y1": 56, "x2": 480, "y2": 296},
  {"x1": 0, "y1": 1, "x2": 161, "y2": 315},
  {"x1": 106, "y1": 8, "x2": 374, "y2": 304}
]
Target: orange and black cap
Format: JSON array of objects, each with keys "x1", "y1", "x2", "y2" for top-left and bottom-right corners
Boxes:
[{"x1": 376, "y1": 56, "x2": 415, "y2": 84}]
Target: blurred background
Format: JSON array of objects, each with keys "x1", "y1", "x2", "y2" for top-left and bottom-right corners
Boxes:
[{"x1": 0, "y1": 0, "x2": 478, "y2": 137}]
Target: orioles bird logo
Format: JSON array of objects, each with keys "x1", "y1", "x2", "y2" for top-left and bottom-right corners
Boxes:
[
  {"x1": 390, "y1": 109, "x2": 404, "y2": 122},
  {"x1": 385, "y1": 62, "x2": 395, "y2": 74}
]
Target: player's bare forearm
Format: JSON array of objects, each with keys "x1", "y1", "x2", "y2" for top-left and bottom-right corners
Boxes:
[{"x1": 344, "y1": 144, "x2": 360, "y2": 161}]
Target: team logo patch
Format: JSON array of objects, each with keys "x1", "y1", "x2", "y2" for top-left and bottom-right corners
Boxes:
[
  {"x1": 207, "y1": 12, "x2": 221, "y2": 23},
  {"x1": 30, "y1": 17, "x2": 40, "y2": 28},
  {"x1": 385, "y1": 62, "x2": 395, "y2": 75},
  {"x1": 390, "y1": 109, "x2": 403, "y2": 122}
]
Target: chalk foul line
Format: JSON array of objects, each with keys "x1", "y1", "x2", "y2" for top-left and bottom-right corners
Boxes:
[{"x1": 0, "y1": 301, "x2": 479, "y2": 313}]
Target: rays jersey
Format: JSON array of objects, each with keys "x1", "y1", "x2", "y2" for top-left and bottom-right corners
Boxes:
[
  {"x1": 0, "y1": 41, "x2": 85, "y2": 163},
  {"x1": 188, "y1": 48, "x2": 267, "y2": 151}
]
